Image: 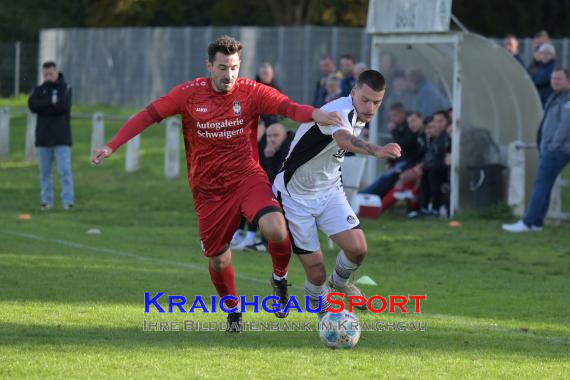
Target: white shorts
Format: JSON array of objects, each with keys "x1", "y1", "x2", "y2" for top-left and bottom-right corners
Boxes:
[{"x1": 274, "y1": 187, "x2": 360, "y2": 254}]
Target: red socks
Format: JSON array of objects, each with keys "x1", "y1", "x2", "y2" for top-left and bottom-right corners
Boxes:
[
  {"x1": 208, "y1": 265, "x2": 239, "y2": 308},
  {"x1": 268, "y1": 235, "x2": 291, "y2": 278}
]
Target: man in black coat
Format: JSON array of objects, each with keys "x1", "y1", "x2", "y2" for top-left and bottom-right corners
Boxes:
[{"x1": 28, "y1": 61, "x2": 74, "y2": 210}]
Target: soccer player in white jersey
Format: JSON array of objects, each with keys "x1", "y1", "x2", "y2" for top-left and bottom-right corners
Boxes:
[{"x1": 273, "y1": 70, "x2": 401, "y2": 317}]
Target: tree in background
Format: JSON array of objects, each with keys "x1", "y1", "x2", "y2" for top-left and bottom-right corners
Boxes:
[{"x1": 1, "y1": 0, "x2": 570, "y2": 43}]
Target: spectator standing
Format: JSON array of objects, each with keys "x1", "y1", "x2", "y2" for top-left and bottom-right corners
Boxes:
[
  {"x1": 324, "y1": 74, "x2": 343, "y2": 103},
  {"x1": 528, "y1": 30, "x2": 551, "y2": 76},
  {"x1": 503, "y1": 34, "x2": 525, "y2": 66},
  {"x1": 339, "y1": 54, "x2": 356, "y2": 97},
  {"x1": 28, "y1": 61, "x2": 74, "y2": 211},
  {"x1": 531, "y1": 43, "x2": 557, "y2": 105},
  {"x1": 408, "y1": 68, "x2": 450, "y2": 118},
  {"x1": 256, "y1": 62, "x2": 283, "y2": 126},
  {"x1": 503, "y1": 68, "x2": 570, "y2": 232},
  {"x1": 314, "y1": 55, "x2": 341, "y2": 107}
]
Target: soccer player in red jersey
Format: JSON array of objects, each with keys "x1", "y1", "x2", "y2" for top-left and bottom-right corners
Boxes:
[{"x1": 91, "y1": 36, "x2": 342, "y2": 333}]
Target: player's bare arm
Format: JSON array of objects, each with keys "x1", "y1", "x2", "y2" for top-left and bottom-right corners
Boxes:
[{"x1": 333, "y1": 129, "x2": 401, "y2": 159}]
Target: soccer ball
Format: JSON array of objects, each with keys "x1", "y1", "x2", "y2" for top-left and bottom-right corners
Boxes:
[{"x1": 318, "y1": 311, "x2": 361, "y2": 349}]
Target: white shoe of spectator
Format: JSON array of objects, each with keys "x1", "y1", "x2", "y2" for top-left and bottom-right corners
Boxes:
[
  {"x1": 393, "y1": 190, "x2": 415, "y2": 201},
  {"x1": 233, "y1": 236, "x2": 256, "y2": 251},
  {"x1": 230, "y1": 231, "x2": 244, "y2": 248},
  {"x1": 501, "y1": 220, "x2": 536, "y2": 233}
]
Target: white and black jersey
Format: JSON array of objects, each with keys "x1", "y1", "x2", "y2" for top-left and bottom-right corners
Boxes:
[{"x1": 273, "y1": 95, "x2": 366, "y2": 198}]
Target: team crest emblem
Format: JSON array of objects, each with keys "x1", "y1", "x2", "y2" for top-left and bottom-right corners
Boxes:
[
  {"x1": 233, "y1": 101, "x2": 241, "y2": 115},
  {"x1": 347, "y1": 215, "x2": 356, "y2": 224}
]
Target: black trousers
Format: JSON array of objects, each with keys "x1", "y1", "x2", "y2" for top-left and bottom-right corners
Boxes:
[{"x1": 421, "y1": 167, "x2": 448, "y2": 210}]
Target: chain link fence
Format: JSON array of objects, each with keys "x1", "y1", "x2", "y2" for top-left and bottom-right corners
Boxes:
[{"x1": 1, "y1": 29, "x2": 569, "y2": 105}]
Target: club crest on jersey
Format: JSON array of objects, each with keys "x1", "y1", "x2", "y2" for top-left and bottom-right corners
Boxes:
[{"x1": 233, "y1": 101, "x2": 241, "y2": 116}]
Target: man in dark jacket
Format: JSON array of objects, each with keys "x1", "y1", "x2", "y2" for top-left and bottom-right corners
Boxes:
[
  {"x1": 28, "y1": 61, "x2": 74, "y2": 210},
  {"x1": 503, "y1": 67, "x2": 570, "y2": 232}
]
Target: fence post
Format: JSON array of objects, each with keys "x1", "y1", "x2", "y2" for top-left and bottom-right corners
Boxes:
[
  {"x1": 14, "y1": 41, "x2": 21, "y2": 96},
  {"x1": 125, "y1": 134, "x2": 140, "y2": 173},
  {"x1": 91, "y1": 112, "x2": 105, "y2": 157},
  {"x1": 0, "y1": 108, "x2": 9, "y2": 159},
  {"x1": 25, "y1": 111, "x2": 37, "y2": 161},
  {"x1": 164, "y1": 118, "x2": 180, "y2": 179},
  {"x1": 507, "y1": 141, "x2": 526, "y2": 217}
]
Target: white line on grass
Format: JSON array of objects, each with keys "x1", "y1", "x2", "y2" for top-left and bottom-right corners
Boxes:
[{"x1": 0, "y1": 228, "x2": 272, "y2": 286}]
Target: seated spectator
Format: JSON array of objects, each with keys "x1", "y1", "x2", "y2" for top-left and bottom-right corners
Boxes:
[
  {"x1": 359, "y1": 104, "x2": 424, "y2": 198},
  {"x1": 260, "y1": 123, "x2": 295, "y2": 184},
  {"x1": 324, "y1": 74, "x2": 342, "y2": 103},
  {"x1": 381, "y1": 112, "x2": 427, "y2": 217},
  {"x1": 420, "y1": 111, "x2": 451, "y2": 217},
  {"x1": 407, "y1": 68, "x2": 450, "y2": 117},
  {"x1": 531, "y1": 43, "x2": 557, "y2": 105},
  {"x1": 503, "y1": 34, "x2": 525, "y2": 66},
  {"x1": 255, "y1": 62, "x2": 283, "y2": 126},
  {"x1": 314, "y1": 55, "x2": 341, "y2": 107},
  {"x1": 339, "y1": 54, "x2": 356, "y2": 97}
]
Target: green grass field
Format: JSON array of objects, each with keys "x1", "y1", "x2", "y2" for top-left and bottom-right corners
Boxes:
[{"x1": 1, "y1": 98, "x2": 569, "y2": 378}]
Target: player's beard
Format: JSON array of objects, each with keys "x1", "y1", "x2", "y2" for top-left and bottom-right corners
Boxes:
[{"x1": 213, "y1": 77, "x2": 235, "y2": 93}]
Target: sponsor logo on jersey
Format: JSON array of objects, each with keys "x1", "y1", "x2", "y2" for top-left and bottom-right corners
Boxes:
[
  {"x1": 347, "y1": 215, "x2": 357, "y2": 224},
  {"x1": 196, "y1": 107, "x2": 208, "y2": 113},
  {"x1": 196, "y1": 118, "x2": 246, "y2": 139},
  {"x1": 233, "y1": 101, "x2": 241, "y2": 116}
]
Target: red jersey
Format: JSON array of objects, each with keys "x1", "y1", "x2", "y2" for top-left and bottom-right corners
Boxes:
[{"x1": 108, "y1": 77, "x2": 315, "y2": 202}]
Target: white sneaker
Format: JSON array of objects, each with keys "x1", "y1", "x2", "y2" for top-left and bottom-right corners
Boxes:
[
  {"x1": 230, "y1": 231, "x2": 244, "y2": 247},
  {"x1": 501, "y1": 220, "x2": 531, "y2": 233},
  {"x1": 233, "y1": 237, "x2": 256, "y2": 251},
  {"x1": 393, "y1": 190, "x2": 415, "y2": 201}
]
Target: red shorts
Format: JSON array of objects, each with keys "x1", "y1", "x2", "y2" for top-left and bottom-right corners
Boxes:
[{"x1": 195, "y1": 172, "x2": 281, "y2": 257}]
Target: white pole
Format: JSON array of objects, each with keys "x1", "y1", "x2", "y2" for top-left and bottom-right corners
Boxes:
[
  {"x1": 91, "y1": 112, "x2": 105, "y2": 157},
  {"x1": 450, "y1": 36, "x2": 463, "y2": 216},
  {"x1": 366, "y1": 37, "x2": 381, "y2": 185},
  {"x1": 14, "y1": 41, "x2": 21, "y2": 96},
  {"x1": 25, "y1": 111, "x2": 37, "y2": 161},
  {"x1": 164, "y1": 118, "x2": 180, "y2": 179},
  {"x1": 125, "y1": 134, "x2": 140, "y2": 173},
  {"x1": 0, "y1": 108, "x2": 9, "y2": 158}
]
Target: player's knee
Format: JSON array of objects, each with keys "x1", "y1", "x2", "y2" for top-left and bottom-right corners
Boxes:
[
  {"x1": 260, "y1": 214, "x2": 287, "y2": 242},
  {"x1": 209, "y1": 253, "x2": 231, "y2": 271},
  {"x1": 346, "y1": 244, "x2": 367, "y2": 263},
  {"x1": 307, "y1": 263, "x2": 327, "y2": 285}
]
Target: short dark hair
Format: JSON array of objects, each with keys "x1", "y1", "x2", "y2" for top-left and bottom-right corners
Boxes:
[
  {"x1": 208, "y1": 36, "x2": 242, "y2": 63},
  {"x1": 389, "y1": 102, "x2": 405, "y2": 112},
  {"x1": 553, "y1": 66, "x2": 570, "y2": 78},
  {"x1": 433, "y1": 110, "x2": 450, "y2": 122},
  {"x1": 42, "y1": 61, "x2": 56, "y2": 69},
  {"x1": 355, "y1": 70, "x2": 386, "y2": 92},
  {"x1": 504, "y1": 34, "x2": 517, "y2": 40},
  {"x1": 340, "y1": 54, "x2": 355, "y2": 63},
  {"x1": 407, "y1": 111, "x2": 422, "y2": 118}
]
